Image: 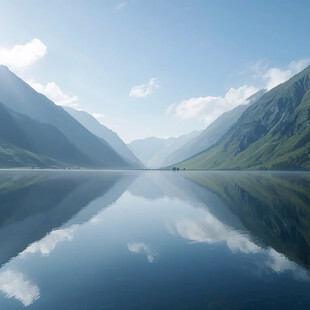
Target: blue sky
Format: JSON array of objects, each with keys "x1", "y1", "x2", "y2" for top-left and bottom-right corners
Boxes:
[{"x1": 0, "y1": 0, "x2": 309, "y2": 142}]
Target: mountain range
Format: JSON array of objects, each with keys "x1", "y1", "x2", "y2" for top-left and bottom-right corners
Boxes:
[
  {"x1": 128, "y1": 130, "x2": 201, "y2": 168},
  {"x1": 0, "y1": 64, "x2": 310, "y2": 171}
]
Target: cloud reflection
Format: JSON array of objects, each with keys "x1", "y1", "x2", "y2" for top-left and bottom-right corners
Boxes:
[
  {"x1": 173, "y1": 212, "x2": 309, "y2": 280},
  {"x1": 0, "y1": 269, "x2": 39, "y2": 306},
  {"x1": 127, "y1": 242, "x2": 155, "y2": 263},
  {"x1": 175, "y1": 214, "x2": 261, "y2": 254},
  {"x1": 22, "y1": 225, "x2": 77, "y2": 256}
]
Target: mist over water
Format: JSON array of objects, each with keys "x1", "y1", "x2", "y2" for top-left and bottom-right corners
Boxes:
[{"x1": 0, "y1": 170, "x2": 310, "y2": 309}]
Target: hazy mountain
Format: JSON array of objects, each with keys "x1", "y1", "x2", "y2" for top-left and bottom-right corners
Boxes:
[
  {"x1": 0, "y1": 101, "x2": 95, "y2": 168},
  {"x1": 163, "y1": 90, "x2": 266, "y2": 167},
  {"x1": 64, "y1": 107, "x2": 143, "y2": 168},
  {"x1": 128, "y1": 130, "x2": 201, "y2": 168},
  {"x1": 0, "y1": 65, "x2": 131, "y2": 169},
  {"x1": 176, "y1": 66, "x2": 310, "y2": 170}
]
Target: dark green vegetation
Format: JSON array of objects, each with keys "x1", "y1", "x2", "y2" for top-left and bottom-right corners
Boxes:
[
  {"x1": 176, "y1": 66, "x2": 310, "y2": 170},
  {"x1": 186, "y1": 171, "x2": 310, "y2": 269},
  {"x1": 0, "y1": 65, "x2": 135, "y2": 169}
]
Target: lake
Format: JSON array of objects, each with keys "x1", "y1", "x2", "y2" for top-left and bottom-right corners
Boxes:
[{"x1": 0, "y1": 170, "x2": 310, "y2": 309}]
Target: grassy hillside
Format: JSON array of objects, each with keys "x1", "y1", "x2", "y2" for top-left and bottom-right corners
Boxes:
[{"x1": 177, "y1": 66, "x2": 310, "y2": 170}]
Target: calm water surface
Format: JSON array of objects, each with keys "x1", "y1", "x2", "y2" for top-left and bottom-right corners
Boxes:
[{"x1": 0, "y1": 170, "x2": 310, "y2": 309}]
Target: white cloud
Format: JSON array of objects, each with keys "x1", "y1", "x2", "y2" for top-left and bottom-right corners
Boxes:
[
  {"x1": 0, "y1": 269, "x2": 40, "y2": 306},
  {"x1": 27, "y1": 81, "x2": 79, "y2": 107},
  {"x1": 129, "y1": 78, "x2": 160, "y2": 98},
  {"x1": 262, "y1": 59, "x2": 310, "y2": 90},
  {"x1": 116, "y1": 1, "x2": 127, "y2": 10},
  {"x1": 174, "y1": 85, "x2": 258, "y2": 124},
  {"x1": 127, "y1": 242, "x2": 155, "y2": 263},
  {"x1": 22, "y1": 226, "x2": 77, "y2": 256},
  {"x1": 0, "y1": 39, "x2": 47, "y2": 69}
]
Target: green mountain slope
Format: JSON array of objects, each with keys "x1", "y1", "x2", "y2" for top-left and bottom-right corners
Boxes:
[{"x1": 177, "y1": 66, "x2": 310, "y2": 170}]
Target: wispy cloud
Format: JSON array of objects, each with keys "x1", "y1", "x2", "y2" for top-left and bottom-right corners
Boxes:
[
  {"x1": 0, "y1": 39, "x2": 46, "y2": 69},
  {"x1": 116, "y1": 1, "x2": 127, "y2": 10},
  {"x1": 174, "y1": 85, "x2": 258, "y2": 124},
  {"x1": 165, "y1": 103, "x2": 177, "y2": 115},
  {"x1": 27, "y1": 81, "x2": 79, "y2": 107},
  {"x1": 129, "y1": 78, "x2": 160, "y2": 98}
]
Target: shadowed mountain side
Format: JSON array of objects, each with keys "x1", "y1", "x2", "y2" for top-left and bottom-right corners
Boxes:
[
  {"x1": 185, "y1": 171, "x2": 310, "y2": 269},
  {"x1": 0, "y1": 144, "x2": 64, "y2": 168},
  {"x1": 64, "y1": 107, "x2": 144, "y2": 168},
  {"x1": 0, "y1": 102, "x2": 93, "y2": 168},
  {"x1": 0, "y1": 171, "x2": 136, "y2": 268},
  {"x1": 0, "y1": 66, "x2": 130, "y2": 168}
]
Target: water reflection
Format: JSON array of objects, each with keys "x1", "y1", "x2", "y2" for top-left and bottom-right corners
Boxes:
[
  {"x1": 0, "y1": 170, "x2": 309, "y2": 309},
  {"x1": 127, "y1": 242, "x2": 155, "y2": 263},
  {"x1": 21, "y1": 225, "x2": 77, "y2": 257},
  {"x1": 184, "y1": 171, "x2": 310, "y2": 270},
  {"x1": 0, "y1": 269, "x2": 39, "y2": 306}
]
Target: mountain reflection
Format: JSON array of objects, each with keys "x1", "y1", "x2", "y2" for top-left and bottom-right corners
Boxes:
[
  {"x1": 0, "y1": 170, "x2": 136, "y2": 266},
  {"x1": 183, "y1": 171, "x2": 310, "y2": 270},
  {"x1": 127, "y1": 171, "x2": 310, "y2": 276}
]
